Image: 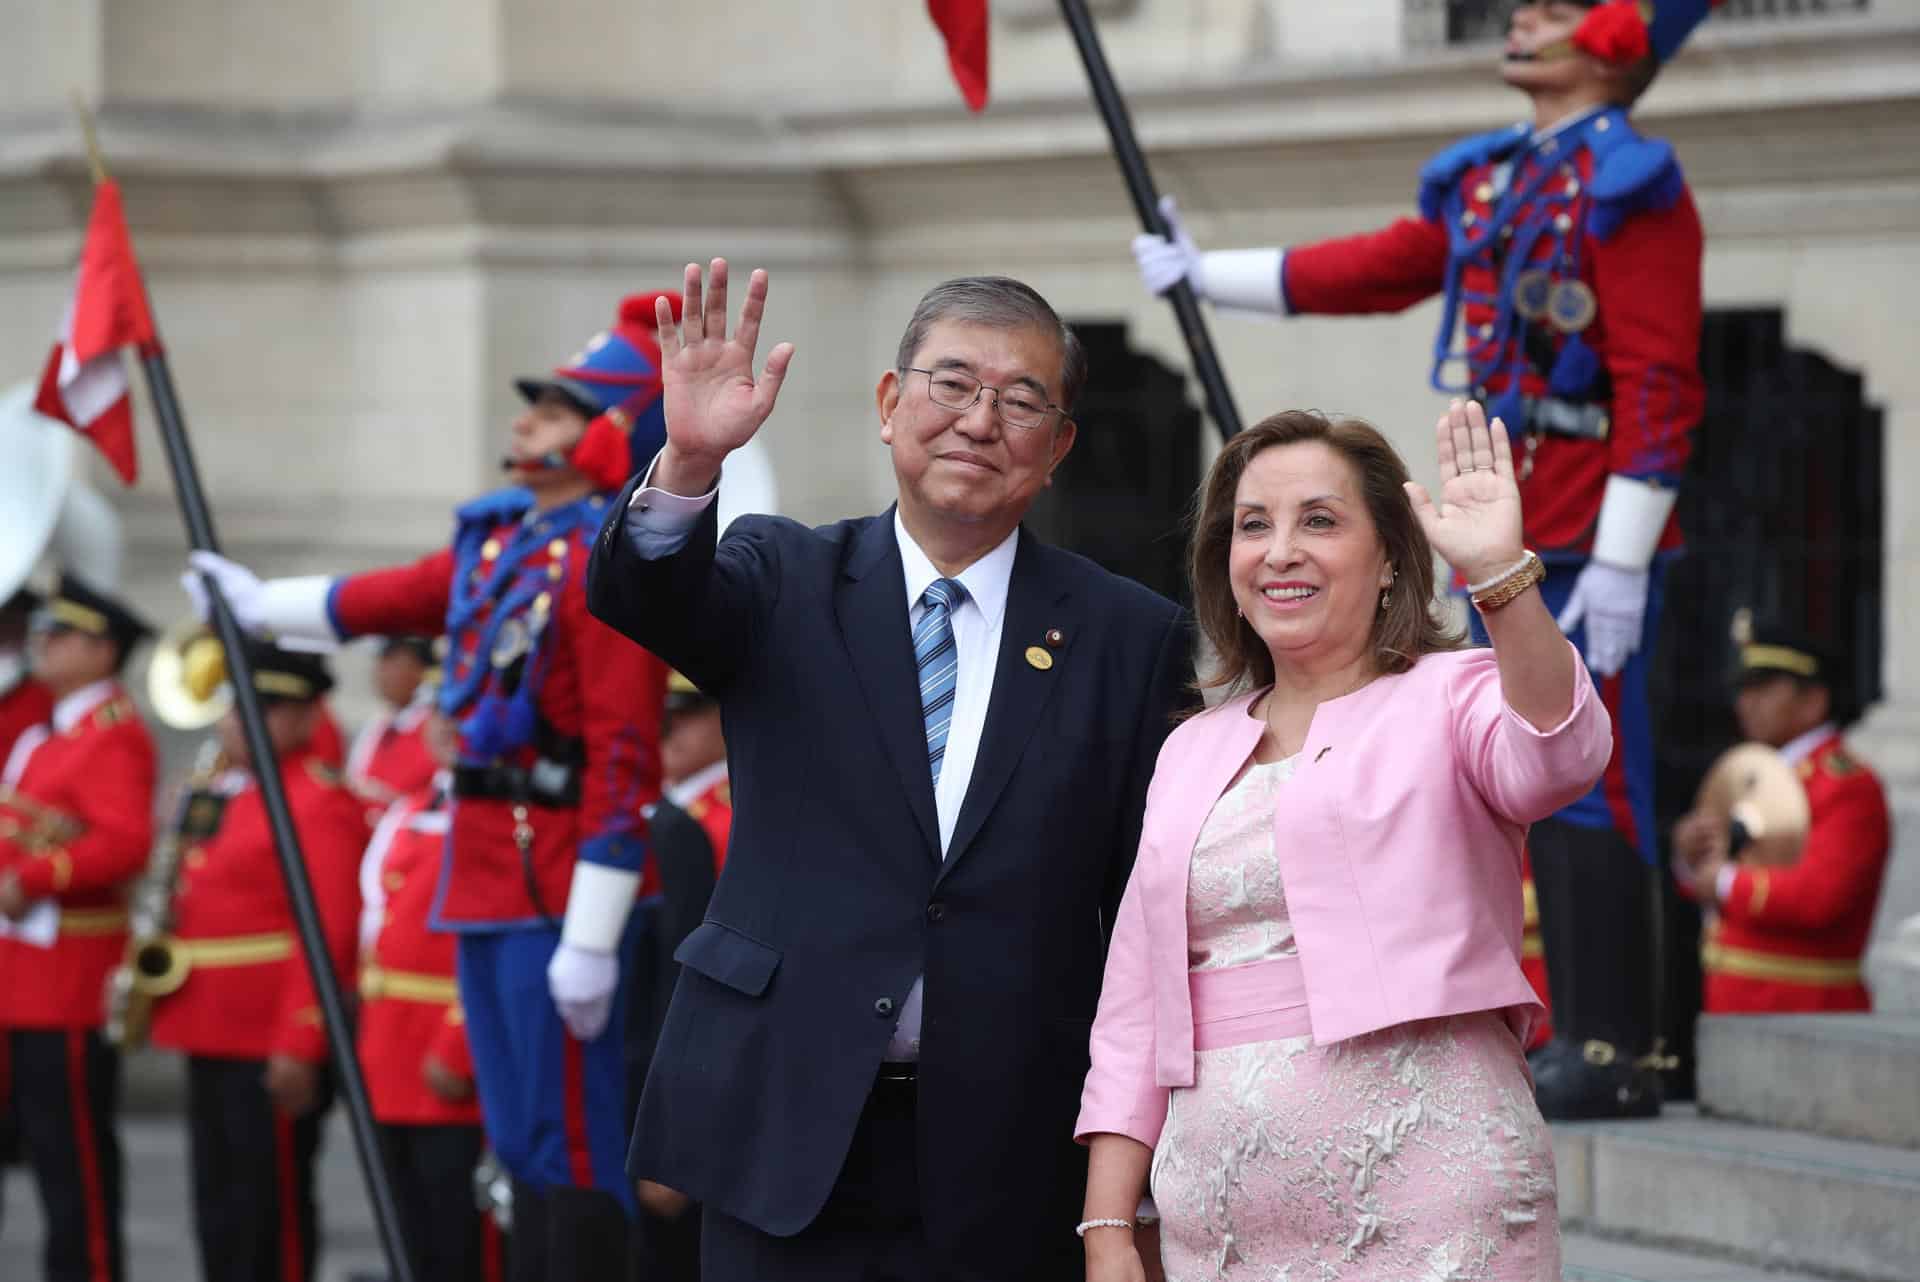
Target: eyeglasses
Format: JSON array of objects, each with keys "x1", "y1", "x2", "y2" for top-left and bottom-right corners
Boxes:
[{"x1": 906, "y1": 368, "x2": 1064, "y2": 432}]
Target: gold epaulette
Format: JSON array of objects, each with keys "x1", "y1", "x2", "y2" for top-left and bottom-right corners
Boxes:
[
  {"x1": 716, "y1": 781, "x2": 731, "y2": 808},
  {"x1": 95, "y1": 697, "x2": 134, "y2": 727},
  {"x1": 1823, "y1": 747, "x2": 1860, "y2": 777},
  {"x1": 304, "y1": 760, "x2": 344, "y2": 790}
]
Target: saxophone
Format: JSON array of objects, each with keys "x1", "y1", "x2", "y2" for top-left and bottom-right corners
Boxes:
[{"x1": 104, "y1": 740, "x2": 228, "y2": 1049}]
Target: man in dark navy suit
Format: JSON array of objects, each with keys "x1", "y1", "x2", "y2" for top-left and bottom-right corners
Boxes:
[{"x1": 587, "y1": 260, "x2": 1191, "y2": 1281}]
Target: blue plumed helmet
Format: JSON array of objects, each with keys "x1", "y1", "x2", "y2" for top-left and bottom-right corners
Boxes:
[{"x1": 513, "y1": 291, "x2": 681, "y2": 492}]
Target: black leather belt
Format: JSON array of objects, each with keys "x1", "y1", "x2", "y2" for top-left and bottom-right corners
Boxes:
[
  {"x1": 451, "y1": 758, "x2": 581, "y2": 808},
  {"x1": 1524, "y1": 395, "x2": 1610, "y2": 442}
]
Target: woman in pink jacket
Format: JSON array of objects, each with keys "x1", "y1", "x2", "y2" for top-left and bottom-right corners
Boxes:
[{"x1": 1076, "y1": 400, "x2": 1611, "y2": 1281}]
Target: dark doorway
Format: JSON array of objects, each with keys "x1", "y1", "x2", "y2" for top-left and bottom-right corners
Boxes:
[
  {"x1": 1025, "y1": 322, "x2": 1204, "y2": 605},
  {"x1": 1650, "y1": 307, "x2": 1885, "y2": 1094}
]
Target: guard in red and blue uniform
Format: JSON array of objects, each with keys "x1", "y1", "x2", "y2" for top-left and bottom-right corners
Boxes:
[
  {"x1": 357, "y1": 733, "x2": 505, "y2": 1282},
  {"x1": 1133, "y1": 0, "x2": 1721, "y2": 1119},
  {"x1": 183, "y1": 295, "x2": 676, "y2": 1280},
  {"x1": 0, "y1": 577, "x2": 155, "y2": 1282}
]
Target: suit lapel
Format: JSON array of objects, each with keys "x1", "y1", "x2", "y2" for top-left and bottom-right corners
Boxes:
[
  {"x1": 940, "y1": 529, "x2": 1080, "y2": 878},
  {"x1": 835, "y1": 510, "x2": 941, "y2": 862}
]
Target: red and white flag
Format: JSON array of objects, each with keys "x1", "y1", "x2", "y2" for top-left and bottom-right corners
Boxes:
[
  {"x1": 928, "y1": 0, "x2": 990, "y2": 112},
  {"x1": 34, "y1": 179, "x2": 155, "y2": 485}
]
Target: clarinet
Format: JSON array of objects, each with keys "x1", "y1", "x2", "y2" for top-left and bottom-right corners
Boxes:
[{"x1": 104, "y1": 740, "x2": 228, "y2": 1049}]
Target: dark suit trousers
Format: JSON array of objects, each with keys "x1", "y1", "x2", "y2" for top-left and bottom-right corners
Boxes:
[
  {"x1": 700, "y1": 1073, "x2": 930, "y2": 1282},
  {"x1": 7, "y1": 1029, "x2": 124, "y2": 1282},
  {"x1": 185, "y1": 1056, "x2": 329, "y2": 1282}
]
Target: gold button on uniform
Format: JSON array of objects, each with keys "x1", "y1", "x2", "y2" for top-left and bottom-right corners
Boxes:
[{"x1": 1025, "y1": 646, "x2": 1054, "y2": 671}]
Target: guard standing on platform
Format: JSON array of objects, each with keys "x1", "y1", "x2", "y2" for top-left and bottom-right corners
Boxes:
[
  {"x1": 357, "y1": 710, "x2": 504, "y2": 1282},
  {"x1": 183, "y1": 294, "x2": 676, "y2": 1280},
  {"x1": 1132, "y1": 0, "x2": 1723, "y2": 1118},
  {"x1": 0, "y1": 577, "x2": 156, "y2": 1282},
  {"x1": 1673, "y1": 627, "x2": 1892, "y2": 1013},
  {"x1": 146, "y1": 643, "x2": 369, "y2": 1282},
  {"x1": 344, "y1": 636, "x2": 440, "y2": 822}
]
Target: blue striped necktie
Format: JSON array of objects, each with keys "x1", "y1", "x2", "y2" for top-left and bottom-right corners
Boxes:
[{"x1": 915, "y1": 578, "x2": 965, "y2": 788}]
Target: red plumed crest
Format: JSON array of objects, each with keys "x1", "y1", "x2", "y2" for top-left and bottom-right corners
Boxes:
[
  {"x1": 569, "y1": 416, "x2": 632, "y2": 493},
  {"x1": 1572, "y1": 1, "x2": 1652, "y2": 65},
  {"x1": 620, "y1": 291, "x2": 683, "y2": 331}
]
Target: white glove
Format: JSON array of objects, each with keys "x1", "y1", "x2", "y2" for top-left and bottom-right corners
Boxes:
[
  {"x1": 182, "y1": 550, "x2": 266, "y2": 634},
  {"x1": 547, "y1": 941, "x2": 620, "y2": 1042},
  {"x1": 1132, "y1": 194, "x2": 1204, "y2": 298},
  {"x1": 1556, "y1": 561, "x2": 1649, "y2": 678}
]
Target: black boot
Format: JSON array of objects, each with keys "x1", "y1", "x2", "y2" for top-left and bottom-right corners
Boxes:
[{"x1": 1528, "y1": 818, "x2": 1664, "y2": 1121}]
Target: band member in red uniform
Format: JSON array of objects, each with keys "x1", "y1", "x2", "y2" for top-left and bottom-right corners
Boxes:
[
  {"x1": 357, "y1": 710, "x2": 503, "y2": 1282},
  {"x1": 1673, "y1": 628, "x2": 1892, "y2": 1013},
  {"x1": 182, "y1": 295, "x2": 674, "y2": 1278},
  {"x1": 0, "y1": 577, "x2": 155, "y2": 1282},
  {"x1": 0, "y1": 586, "x2": 55, "y2": 1215},
  {"x1": 147, "y1": 643, "x2": 368, "y2": 1282},
  {"x1": 0, "y1": 590, "x2": 54, "y2": 766},
  {"x1": 345, "y1": 636, "x2": 439, "y2": 822},
  {"x1": 1133, "y1": 0, "x2": 1723, "y2": 1119},
  {"x1": 662, "y1": 671, "x2": 731, "y2": 869}
]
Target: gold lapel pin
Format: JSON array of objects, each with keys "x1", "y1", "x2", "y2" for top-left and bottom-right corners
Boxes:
[{"x1": 1025, "y1": 646, "x2": 1054, "y2": 671}]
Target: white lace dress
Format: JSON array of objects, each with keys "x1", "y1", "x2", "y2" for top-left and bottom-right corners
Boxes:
[{"x1": 1149, "y1": 758, "x2": 1559, "y2": 1281}]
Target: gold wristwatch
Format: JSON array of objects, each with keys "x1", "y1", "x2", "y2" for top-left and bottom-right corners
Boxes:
[{"x1": 1470, "y1": 550, "x2": 1546, "y2": 614}]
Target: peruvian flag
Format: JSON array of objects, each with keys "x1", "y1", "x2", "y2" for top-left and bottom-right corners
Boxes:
[
  {"x1": 928, "y1": 0, "x2": 990, "y2": 112},
  {"x1": 34, "y1": 180, "x2": 155, "y2": 485}
]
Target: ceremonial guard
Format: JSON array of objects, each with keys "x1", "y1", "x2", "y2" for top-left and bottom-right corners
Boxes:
[
  {"x1": 146, "y1": 643, "x2": 369, "y2": 1282},
  {"x1": 0, "y1": 590, "x2": 54, "y2": 765},
  {"x1": 1673, "y1": 629, "x2": 1892, "y2": 1013},
  {"x1": 1133, "y1": 0, "x2": 1720, "y2": 1118},
  {"x1": 662, "y1": 670, "x2": 732, "y2": 869},
  {"x1": 0, "y1": 577, "x2": 155, "y2": 1282},
  {"x1": 357, "y1": 711, "x2": 503, "y2": 1282},
  {"x1": 185, "y1": 294, "x2": 676, "y2": 1278},
  {"x1": 344, "y1": 635, "x2": 440, "y2": 821}
]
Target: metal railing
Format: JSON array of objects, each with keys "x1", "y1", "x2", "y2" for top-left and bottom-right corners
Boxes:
[{"x1": 1406, "y1": 0, "x2": 1871, "y2": 48}]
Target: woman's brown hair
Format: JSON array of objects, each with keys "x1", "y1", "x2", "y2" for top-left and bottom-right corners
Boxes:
[{"x1": 1189, "y1": 409, "x2": 1463, "y2": 695}]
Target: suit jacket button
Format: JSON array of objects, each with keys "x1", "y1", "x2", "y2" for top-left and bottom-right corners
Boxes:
[
  {"x1": 926, "y1": 902, "x2": 946, "y2": 923},
  {"x1": 873, "y1": 997, "x2": 895, "y2": 1018}
]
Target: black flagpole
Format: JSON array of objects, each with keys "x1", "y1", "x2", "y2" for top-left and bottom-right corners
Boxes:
[
  {"x1": 75, "y1": 104, "x2": 419, "y2": 1282},
  {"x1": 1055, "y1": 0, "x2": 1244, "y2": 438}
]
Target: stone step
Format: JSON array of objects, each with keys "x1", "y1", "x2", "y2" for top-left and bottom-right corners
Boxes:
[
  {"x1": 1695, "y1": 1013, "x2": 1920, "y2": 1148},
  {"x1": 1563, "y1": 1231, "x2": 1837, "y2": 1282},
  {"x1": 1554, "y1": 1108, "x2": 1920, "y2": 1282}
]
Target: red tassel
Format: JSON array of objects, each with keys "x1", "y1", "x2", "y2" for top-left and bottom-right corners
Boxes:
[
  {"x1": 568, "y1": 415, "x2": 631, "y2": 492},
  {"x1": 1572, "y1": 1, "x2": 1652, "y2": 65}
]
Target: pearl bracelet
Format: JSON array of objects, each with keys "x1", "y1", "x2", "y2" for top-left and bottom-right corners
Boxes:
[{"x1": 1076, "y1": 1218, "x2": 1134, "y2": 1238}]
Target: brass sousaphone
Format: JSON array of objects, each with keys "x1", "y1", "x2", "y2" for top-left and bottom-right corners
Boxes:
[{"x1": 1691, "y1": 742, "x2": 1810, "y2": 869}]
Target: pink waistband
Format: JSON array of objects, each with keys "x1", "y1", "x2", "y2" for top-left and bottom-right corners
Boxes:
[{"x1": 1189, "y1": 955, "x2": 1313, "y2": 1050}]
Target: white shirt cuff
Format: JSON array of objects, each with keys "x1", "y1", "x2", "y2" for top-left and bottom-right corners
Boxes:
[
  {"x1": 1714, "y1": 863, "x2": 1739, "y2": 904},
  {"x1": 624, "y1": 449, "x2": 719, "y2": 560}
]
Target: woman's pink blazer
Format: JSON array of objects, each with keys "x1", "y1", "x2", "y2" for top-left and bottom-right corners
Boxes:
[{"x1": 1076, "y1": 644, "x2": 1612, "y2": 1148}]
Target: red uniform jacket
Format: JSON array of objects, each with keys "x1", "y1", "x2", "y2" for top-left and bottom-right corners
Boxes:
[
  {"x1": 356, "y1": 783, "x2": 478, "y2": 1125},
  {"x1": 0, "y1": 673, "x2": 54, "y2": 770},
  {"x1": 149, "y1": 745, "x2": 368, "y2": 1062},
  {"x1": 1284, "y1": 116, "x2": 1704, "y2": 558},
  {"x1": 346, "y1": 700, "x2": 438, "y2": 822},
  {"x1": 0, "y1": 684, "x2": 155, "y2": 1029},
  {"x1": 327, "y1": 506, "x2": 667, "y2": 928},
  {"x1": 1704, "y1": 735, "x2": 1891, "y2": 1013}
]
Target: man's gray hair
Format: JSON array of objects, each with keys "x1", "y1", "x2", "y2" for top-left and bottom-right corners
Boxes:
[{"x1": 894, "y1": 276, "x2": 1089, "y2": 416}]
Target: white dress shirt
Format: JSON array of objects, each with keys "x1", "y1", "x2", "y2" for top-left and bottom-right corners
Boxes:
[{"x1": 625, "y1": 450, "x2": 1018, "y2": 1057}]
